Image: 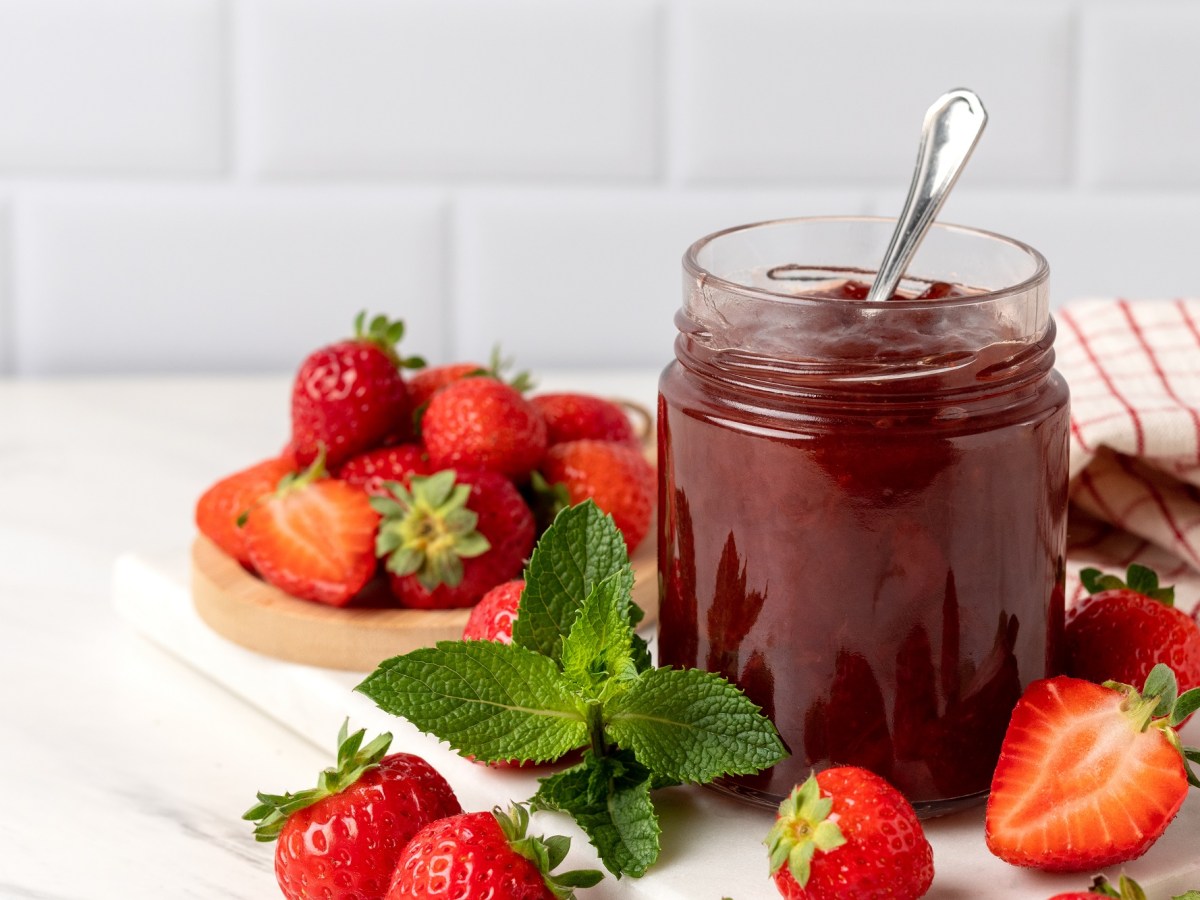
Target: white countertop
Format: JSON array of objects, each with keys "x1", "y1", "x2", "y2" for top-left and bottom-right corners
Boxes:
[{"x1": 3, "y1": 373, "x2": 1198, "y2": 900}]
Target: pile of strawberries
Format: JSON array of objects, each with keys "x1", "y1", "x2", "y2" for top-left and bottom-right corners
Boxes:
[
  {"x1": 195, "y1": 313, "x2": 655, "y2": 611},
  {"x1": 246, "y1": 722, "x2": 601, "y2": 900}
]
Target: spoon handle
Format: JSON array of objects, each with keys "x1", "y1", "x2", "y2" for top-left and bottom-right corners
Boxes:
[{"x1": 866, "y1": 89, "x2": 988, "y2": 303}]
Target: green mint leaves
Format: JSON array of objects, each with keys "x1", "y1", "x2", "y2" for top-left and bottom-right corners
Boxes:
[{"x1": 357, "y1": 501, "x2": 787, "y2": 878}]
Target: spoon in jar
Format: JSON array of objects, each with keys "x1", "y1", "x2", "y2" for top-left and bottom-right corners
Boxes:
[{"x1": 865, "y1": 88, "x2": 988, "y2": 303}]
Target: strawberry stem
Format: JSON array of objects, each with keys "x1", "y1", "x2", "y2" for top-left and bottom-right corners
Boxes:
[
  {"x1": 765, "y1": 774, "x2": 847, "y2": 888},
  {"x1": 242, "y1": 720, "x2": 392, "y2": 842},
  {"x1": 372, "y1": 471, "x2": 491, "y2": 590}
]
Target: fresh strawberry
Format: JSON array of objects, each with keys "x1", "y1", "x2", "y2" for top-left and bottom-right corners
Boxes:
[
  {"x1": 766, "y1": 767, "x2": 934, "y2": 900},
  {"x1": 530, "y1": 393, "x2": 640, "y2": 447},
  {"x1": 373, "y1": 469, "x2": 534, "y2": 609},
  {"x1": 245, "y1": 722, "x2": 461, "y2": 900},
  {"x1": 1065, "y1": 564, "x2": 1200, "y2": 701},
  {"x1": 242, "y1": 455, "x2": 381, "y2": 606},
  {"x1": 462, "y1": 579, "x2": 523, "y2": 643},
  {"x1": 291, "y1": 312, "x2": 423, "y2": 470},
  {"x1": 539, "y1": 439, "x2": 654, "y2": 552},
  {"x1": 985, "y1": 666, "x2": 1200, "y2": 871},
  {"x1": 335, "y1": 444, "x2": 431, "y2": 497},
  {"x1": 195, "y1": 456, "x2": 294, "y2": 567},
  {"x1": 409, "y1": 348, "x2": 534, "y2": 412},
  {"x1": 421, "y1": 378, "x2": 547, "y2": 480},
  {"x1": 1048, "y1": 873, "x2": 1161, "y2": 900},
  {"x1": 385, "y1": 804, "x2": 601, "y2": 900},
  {"x1": 408, "y1": 361, "x2": 485, "y2": 409}
]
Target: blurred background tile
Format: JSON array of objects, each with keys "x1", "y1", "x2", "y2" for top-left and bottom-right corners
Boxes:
[
  {"x1": 241, "y1": 0, "x2": 659, "y2": 179},
  {"x1": 670, "y1": 0, "x2": 1073, "y2": 186},
  {"x1": 0, "y1": 0, "x2": 225, "y2": 175},
  {"x1": 455, "y1": 188, "x2": 872, "y2": 369},
  {"x1": 1078, "y1": 3, "x2": 1200, "y2": 188},
  {"x1": 1, "y1": 0, "x2": 1199, "y2": 375},
  {"x1": 13, "y1": 188, "x2": 447, "y2": 374}
]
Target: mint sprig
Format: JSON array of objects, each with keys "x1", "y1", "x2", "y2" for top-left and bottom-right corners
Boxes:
[{"x1": 357, "y1": 501, "x2": 787, "y2": 878}]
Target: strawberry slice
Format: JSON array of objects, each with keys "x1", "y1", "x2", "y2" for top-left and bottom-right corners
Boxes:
[
  {"x1": 986, "y1": 665, "x2": 1200, "y2": 872},
  {"x1": 243, "y1": 456, "x2": 381, "y2": 606},
  {"x1": 195, "y1": 456, "x2": 295, "y2": 567}
]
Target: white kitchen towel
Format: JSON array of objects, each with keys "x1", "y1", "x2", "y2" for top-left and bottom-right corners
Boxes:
[{"x1": 1056, "y1": 298, "x2": 1200, "y2": 615}]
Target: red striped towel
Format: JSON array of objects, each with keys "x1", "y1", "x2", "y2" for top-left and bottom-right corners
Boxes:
[{"x1": 1057, "y1": 299, "x2": 1200, "y2": 615}]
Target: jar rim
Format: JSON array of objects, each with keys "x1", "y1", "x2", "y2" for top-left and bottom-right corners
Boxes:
[{"x1": 683, "y1": 215, "x2": 1049, "y2": 309}]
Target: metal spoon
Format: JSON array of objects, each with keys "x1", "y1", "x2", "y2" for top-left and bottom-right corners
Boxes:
[{"x1": 865, "y1": 88, "x2": 988, "y2": 302}]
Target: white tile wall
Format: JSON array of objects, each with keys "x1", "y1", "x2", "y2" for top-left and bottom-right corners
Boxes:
[
  {"x1": 13, "y1": 188, "x2": 447, "y2": 374},
  {"x1": 1079, "y1": 4, "x2": 1200, "y2": 188},
  {"x1": 671, "y1": 0, "x2": 1074, "y2": 186},
  {"x1": 0, "y1": 196, "x2": 10, "y2": 374},
  {"x1": 240, "y1": 0, "x2": 659, "y2": 180},
  {"x1": 933, "y1": 189, "x2": 1200, "y2": 303},
  {"x1": 456, "y1": 188, "x2": 872, "y2": 368},
  {"x1": 0, "y1": 0, "x2": 225, "y2": 175},
  {"x1": 1, "y1": 0, "x2": 1199, "y2": 376}
]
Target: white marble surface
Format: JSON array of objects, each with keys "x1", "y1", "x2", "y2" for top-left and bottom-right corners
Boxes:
[{"x1": 4, "y1": 373, "x2": 1199, "y2": 900}]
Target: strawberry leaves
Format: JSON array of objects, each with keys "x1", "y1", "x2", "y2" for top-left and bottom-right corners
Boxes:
[
  {"x1": 357, "y1": 501, "x2": 787, "y2": 878},
  {"x1": 243, "y1": 720, "x2": 392, "y2": 841},
  {"x1": 1081, "y1": 563, "x2": 1175, "y2": 606},
  {"x1": 1104, "y1": 663, "x2": 1200, "y2": 788}
]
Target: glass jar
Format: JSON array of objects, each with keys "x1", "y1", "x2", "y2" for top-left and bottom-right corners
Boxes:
[{"x1": 657, "y1": 216, "x2": 1069, "y2": 817}]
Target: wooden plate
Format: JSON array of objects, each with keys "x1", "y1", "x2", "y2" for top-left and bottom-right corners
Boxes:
[{"x1": 191, "y1": 534, "x2": 659, "y2": 672}]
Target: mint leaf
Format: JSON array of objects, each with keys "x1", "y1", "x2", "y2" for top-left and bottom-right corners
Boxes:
[
  {"x1": 534, "y1": 750, "x2": 660, "y2": 878},
  {"x1": 561, "y1": 572, "x2": 637, "y2": 697},
  {"x1": 514, "y1": 501, "x2": 635, "y2": 661},
  {"x1": 356, "y1": 641, "x2": 588, "y2": 763},
  {"x1": 605, "y1": 667, "x2": 787, "y2": 783}
]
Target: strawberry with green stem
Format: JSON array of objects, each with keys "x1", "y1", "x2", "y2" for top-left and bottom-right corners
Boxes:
[
  {"x1": 291, "y1": 312, "x2": 424, "y2": 470},
  {"x1": 421, "y1": 377, "x2": 547, "y2": 481},
  {"x1": 245, "y1": 722, "x2": 461, "y2": 900},
  {"x1": 986, "y1": 663, "x2": 1200, "y2": 871},
  {"x1": 385, "y1": 803, "x2": 601, "y2": 899},
  {"x1": 766, "y1": 767, "x2": 934, "y2": 900},
  {"x1": 373, "y1": 469, "x2": 534, "y2": 609},
  {"x1": 1049, "y1": 873, "x2": 1200, "y2": 900},
  {"x1": 408, "y1": 346, "x2": 534, "y2": 411},
  {"x1": 1065, "y1": 564, "x2": 1200, "y2": 700}
]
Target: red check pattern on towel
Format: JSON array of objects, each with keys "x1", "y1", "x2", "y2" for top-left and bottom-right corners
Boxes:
[{"x1": 1057, "y1": 298, "x2": 1200, "y2": 615}]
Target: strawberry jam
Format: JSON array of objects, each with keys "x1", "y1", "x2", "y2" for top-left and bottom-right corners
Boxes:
[{"x1": 657, "y1": 217, "x2": 1069, "y2": 815}]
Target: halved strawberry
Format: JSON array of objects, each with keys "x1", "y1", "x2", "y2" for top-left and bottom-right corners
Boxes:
[
  {"x1": 195, "y1": 456, "x2": 295, "y2": 567},
  {"x1": 242, "y1": 456, "x2": 381, "y2": 606},
  {"x1": 985, "y1": 665, "x2": 1200, "y2": 872}
]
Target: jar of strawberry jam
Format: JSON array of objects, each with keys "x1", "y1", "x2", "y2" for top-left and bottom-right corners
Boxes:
[{"x1": 657, "y1": 216, "x2": 1069, "y2": 816}]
